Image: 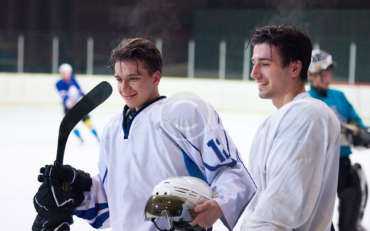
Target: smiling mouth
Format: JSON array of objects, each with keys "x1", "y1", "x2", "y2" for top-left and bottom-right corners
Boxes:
[
  {"x1": 258, "y1": 82, "x2": 268, "y2": 88},
  {"x1": 123, "y1": 94, "x2": 137, "y2": 99}
]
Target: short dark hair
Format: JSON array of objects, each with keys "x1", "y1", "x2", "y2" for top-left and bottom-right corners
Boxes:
[
  {"x1": 110, "y1": 38, "x2": 162, "y2": 74},
  {"x1": 250, "y1": 25, "x2": 312, "y2": 81}
]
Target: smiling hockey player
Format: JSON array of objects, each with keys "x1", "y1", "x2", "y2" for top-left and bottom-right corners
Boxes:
[{"x1": 32, "y1": 38, "x2": 256, "y2": 231}]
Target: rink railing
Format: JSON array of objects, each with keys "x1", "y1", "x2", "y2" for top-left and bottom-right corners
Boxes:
[
  {"x1": 1, "y1": 35, "x2": 366, "y2": 83},
  {"x1": 1, "y1": 73, "x2": 370, "y2": 123}
]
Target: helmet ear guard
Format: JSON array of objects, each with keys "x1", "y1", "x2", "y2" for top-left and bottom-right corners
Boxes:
[{"x1": 144, "y1": 176, "x2": 213, "y2": 231}]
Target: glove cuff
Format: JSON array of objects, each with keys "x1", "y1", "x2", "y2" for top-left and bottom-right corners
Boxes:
[{"x1": 73, "y1": 170, "x2": 92, "y2": 192}]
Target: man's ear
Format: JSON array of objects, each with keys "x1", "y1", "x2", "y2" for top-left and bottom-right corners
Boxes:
[
  {"x1": 290, "y1": 60, "x2": 302, "y2": 80},
  {"x1": 152, "y1": 70, "x2": 161, "y2": 85}
]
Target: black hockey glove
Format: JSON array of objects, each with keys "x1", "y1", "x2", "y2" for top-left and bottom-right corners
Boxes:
[
  {"x1": 353, "y1": 127, "x2": 370, "y2": 147},
  {"x1": 37, "y1": 164, "x2": 92, "y2": 192},
  {"x1": 32, "y1": 213, "x2": 72, "y2": 231},
  {"x1": 32, "y1": 164, "x2": 92, "y2": 231}
]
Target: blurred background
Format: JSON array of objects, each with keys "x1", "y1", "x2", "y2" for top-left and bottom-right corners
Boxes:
[
  {"x1": 0, "y1": 0, "x2": 370, "y2": 82},
  {"x1": 1, "y1": 1, "x2": 370, "y2": 230}
]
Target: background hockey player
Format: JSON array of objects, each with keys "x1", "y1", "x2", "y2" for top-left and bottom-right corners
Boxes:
[
  {"x1": 308, "y1": 49, "x2": 370, "y2": 231},
  {"x1": 242, "y1": 25, "x2": 341, "y2": 231},
  {"x1": 32, "y1": 38, "x2": 257, "y2": 231},
  {"x1": 56, "y1": 63, "x2": 99, "y2": 143}
]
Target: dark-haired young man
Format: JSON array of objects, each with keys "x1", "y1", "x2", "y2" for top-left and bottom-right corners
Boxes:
[
  {"x1": 32, "y1": 38, "x2": 256, "y2": 231},
  {"x1": 243, "y1": 25, "x2": 341, "y2": 231}
]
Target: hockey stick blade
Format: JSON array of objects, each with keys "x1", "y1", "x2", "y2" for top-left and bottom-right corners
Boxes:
[{"x1": 55, "y1": 81, "x2": 113, "y2": 165}]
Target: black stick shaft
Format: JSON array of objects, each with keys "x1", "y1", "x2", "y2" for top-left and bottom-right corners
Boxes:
[{"x1": 55, "y1": 81, "x2": 112, "y2": 165}]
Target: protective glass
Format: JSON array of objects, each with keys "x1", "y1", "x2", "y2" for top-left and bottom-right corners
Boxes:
[{"x1": 144, "y1": 195, "x2": 202, "y2": 231}]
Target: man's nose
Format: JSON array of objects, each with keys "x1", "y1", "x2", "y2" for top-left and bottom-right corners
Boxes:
[
  {"x1": 250, "y1": 64, "x2": 259, "y2": 80},
  {"x1": 120, "y1": 79, "x2": 130, "y2": 91}
]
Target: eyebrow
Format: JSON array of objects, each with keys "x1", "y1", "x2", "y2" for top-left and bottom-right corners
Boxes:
[
  {"x1": 114, "y1": 73, "x2": 141, "y2": 78},
  {"x1": 251, "y1": 57, "x2": 272, "y2": 63}
]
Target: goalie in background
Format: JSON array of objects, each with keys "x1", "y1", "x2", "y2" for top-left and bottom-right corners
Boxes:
[
  {"x1": 308, "y1": 49, "x2": 370, "y2": 231},
  {"x1": 56, "y1": 63, "x2": 99, "y2": 143}
]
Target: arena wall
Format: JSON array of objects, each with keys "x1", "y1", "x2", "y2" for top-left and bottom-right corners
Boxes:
[{"x1": 1, "y1": 73, "x2": 369, "y2": 122}]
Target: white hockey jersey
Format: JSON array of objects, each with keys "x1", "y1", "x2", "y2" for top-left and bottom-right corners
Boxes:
[
  {"x1": 243, "y1": 92, "x2": 340, "y2": 231},
  {"x1": 75, "y1": 94, "x2": 256, "y2": 231}
]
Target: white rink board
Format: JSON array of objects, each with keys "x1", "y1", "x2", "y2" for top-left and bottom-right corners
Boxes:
[{"x1": 1, "y1": 73, "x2": 370, "y2": 122}]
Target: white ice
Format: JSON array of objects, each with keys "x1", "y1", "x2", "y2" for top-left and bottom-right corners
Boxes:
[{"x1": 1, "y1": 104, "x2": 370, "y2": 230}]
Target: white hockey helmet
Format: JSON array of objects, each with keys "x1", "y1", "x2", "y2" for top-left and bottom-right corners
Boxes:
[
  {"x1": 308, "y1": 49, "x2": 334, "y2": 74},
  {"x1": 59, "y1": 63, "x2": 73, "y2": 74},
  {"x1": 144, "y1": 176, "x2": 213, "y2": 231}
]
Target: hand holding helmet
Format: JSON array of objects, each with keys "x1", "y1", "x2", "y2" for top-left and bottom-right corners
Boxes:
[
  {"x1": 144, "y1": 176, "x2": 220, "y2": 231},
  {"x1": 191, "y1": 199, "x2": 222, "y2": 229}
]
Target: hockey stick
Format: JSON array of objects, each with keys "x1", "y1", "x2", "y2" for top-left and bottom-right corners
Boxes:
[{"x1": 55, "y1": 81, "x2": 112, "y2": 166}]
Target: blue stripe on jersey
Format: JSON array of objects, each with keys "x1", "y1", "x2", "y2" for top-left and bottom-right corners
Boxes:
[
  {"x1": 74, "y1": 203, "x2": 109, "y2": 220},
  {"x1": 215, "y1": 110, "x2": 221, "y2": 124},
  {"x1": 159, "y1": 125, "x2": 206, "y2": 182},
  {"x1": 91, "y1": 211, "x2": 110, "y2": 228},
  {"x1": 223, "y1": 131, "x2": 231, "y2": 156},
  {"x1": 203, "y1": 159, "x2": 237, "y2": 171},
  {"x1": 181, "y1": 150, "x2": 206, "y2": 182},
  {"x1": 102, "y1": 168, "x2": 108, "y2": 184}
]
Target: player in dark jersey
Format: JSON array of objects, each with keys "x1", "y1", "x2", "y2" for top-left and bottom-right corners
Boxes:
[{"x1": 308, "y1": 49, "x2": 369, "y2": 231}]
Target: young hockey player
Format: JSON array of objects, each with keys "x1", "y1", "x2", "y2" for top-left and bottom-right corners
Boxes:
[
  {"x1": 242, "y1": 25, "x2": 341, "y2": 231},
  {"x1": 32, "y1": 38, "x2": 257, "y2": 231}
]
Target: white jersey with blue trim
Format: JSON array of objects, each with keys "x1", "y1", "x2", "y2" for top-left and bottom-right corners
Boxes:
[
  {"x1": 75, "y1": 94, "x2": 256, "y2": 231},
  {"x1": 243, "y1": 92, "x2": 340, "y2": 231}
]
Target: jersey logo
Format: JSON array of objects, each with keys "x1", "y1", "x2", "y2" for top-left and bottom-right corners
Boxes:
[{"x1": 204, "y1": 138, "x2": 236, "y2": 171}]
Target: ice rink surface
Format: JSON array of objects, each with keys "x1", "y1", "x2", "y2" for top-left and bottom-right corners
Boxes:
[{"x1": 1, "y1": 104, "x2": 370, "y2": 231}]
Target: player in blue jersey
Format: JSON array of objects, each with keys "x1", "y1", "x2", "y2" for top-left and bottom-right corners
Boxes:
[
  {"x1": 32, "y1": 38, "x2": 256, "y2": 231},
  {"x1": 308, "y1": 49, "x2": 370, "y2": 231},
  {"x1": 56, "y1": 63, "x2": 99, "y2": 143}
]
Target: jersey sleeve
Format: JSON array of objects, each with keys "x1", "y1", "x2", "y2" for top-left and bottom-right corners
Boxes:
[
  {"x1": 246, "y1": 104, "x2": 340, "y2": 230},
  {"x1": 71, "y1": 76, "x2": 85, "y2": 96},
  {"x1": 74, "y1": 127, "x2": 110, "y2": 229},
  {"x1": 159, "y1": 95, "x2": 256, "y2": 230},
  {"x1": 340, "y1": 91, "x2": 365, "y2": 128},
  {"x1": 55, "y1": 81, "x2": 69, "y2": 106}
]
